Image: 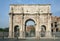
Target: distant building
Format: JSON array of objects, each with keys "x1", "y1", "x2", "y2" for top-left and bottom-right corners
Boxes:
[{"x1": 51, "y1": 16, "x2": 60, "y2": 32}]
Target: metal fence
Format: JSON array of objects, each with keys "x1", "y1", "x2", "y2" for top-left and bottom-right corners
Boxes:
[
  {"x1": 0, "y1": 32, "x2": 60, "y2": 39},
  {"x1": 0, "y1": 32, "x2": 9, "y2": 39},
  {"x1": 52, "y1": 32, "x2": 60, "y2": 37}
]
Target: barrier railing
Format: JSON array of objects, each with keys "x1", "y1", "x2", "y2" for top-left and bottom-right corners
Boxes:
[
  {"x1": 0, "y1": 32, "x2": 60, "y2": 39},
  {"x1": 52, "y1": 32, "x2": 60, "y2": 37}
]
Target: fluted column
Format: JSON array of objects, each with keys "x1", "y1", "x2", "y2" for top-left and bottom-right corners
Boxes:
[
  {"x1": 36, "y1": 14, "x2": 40, "y2": 39},
  {"x1": 45, "y1": 14, "x2": 52, "y2": 37},
  {"x1": 9, "y1": 13, "x2": 14, "y2": 38}
]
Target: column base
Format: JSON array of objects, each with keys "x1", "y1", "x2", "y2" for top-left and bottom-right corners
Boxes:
[
  {"x1": 18, "y1": 36, "x2": 25, "y2": 39},
  {"x1": 45, "y1": 32, "x2": 52, "y2": 37},
  {"x1": 8, "y1": 36, "x2": 14, "y2": 38}
]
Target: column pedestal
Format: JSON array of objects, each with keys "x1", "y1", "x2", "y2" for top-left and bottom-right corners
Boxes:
[
  {"x1": 36, "y1": 31, "x2": 40, "y2": 39},
  {"x1": 45, "y1": 31, "x2": 52, "y2": 38},
  {"x1": 19, "y1": 31, "x2": 25, "y2": 39},
  {"x1": 8, "y1": 30, "x2": 14, "y2": 38}
]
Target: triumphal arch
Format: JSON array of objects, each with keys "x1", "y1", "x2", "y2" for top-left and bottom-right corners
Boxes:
[{"x1": 9, "y1": 4, "x2": 52, "y2": 39}]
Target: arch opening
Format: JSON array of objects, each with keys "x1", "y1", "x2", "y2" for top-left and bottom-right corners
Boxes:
[
  {"x1": 41, "y1": 25, "x2": 46, "y2": 37},
  {"x1": 14, "y1": 25, "x2": 19, "y2": 37},
  {"x1": 25, "y1": 19, "x2": 36, "y2": 37}
]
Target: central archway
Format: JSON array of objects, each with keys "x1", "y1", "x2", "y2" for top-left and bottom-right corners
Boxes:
[{"x1": 25, "y1": 19, "x2": 36, "y2": 37}]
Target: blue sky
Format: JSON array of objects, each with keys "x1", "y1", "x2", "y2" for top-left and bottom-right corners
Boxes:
[{"x1": 0, "y1": 0, "x2": 60, "y2": 28}]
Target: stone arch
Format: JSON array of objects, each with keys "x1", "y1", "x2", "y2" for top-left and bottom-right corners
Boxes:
[
  {"x1": 41, "y1": 25, "x2": 46, "y2": 31},
  {"x1": 41, "y1": 25, "x2": 46, "y2": 37},
  {"x1": 25, "y1": 19, "x2": 36, "y2": 37},
  {"x1": 14, "y1": 25, "x2": 19, "y2": 37},
  {"x1": 25, "y1": 19, "x2": 36, "y2": 24}
]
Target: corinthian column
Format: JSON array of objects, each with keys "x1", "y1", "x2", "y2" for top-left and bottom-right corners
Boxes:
[
  {"x1": 9, "y1": 13, "x2": 14, "y2": 38},
  {"x1": 9, "y1": 7, "x2": 14, "y2": 38},
  {"x1": 45, "y1": 14, "x2": 52, "y2": 38}
]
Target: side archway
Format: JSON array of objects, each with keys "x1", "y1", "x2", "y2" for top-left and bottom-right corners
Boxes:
[
  {"x1": 41, "y1": 25, "x2": 46, "y2": 37},
  {"x1": 14, "y1": 25, "x2": 20, "y2": 37}
]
